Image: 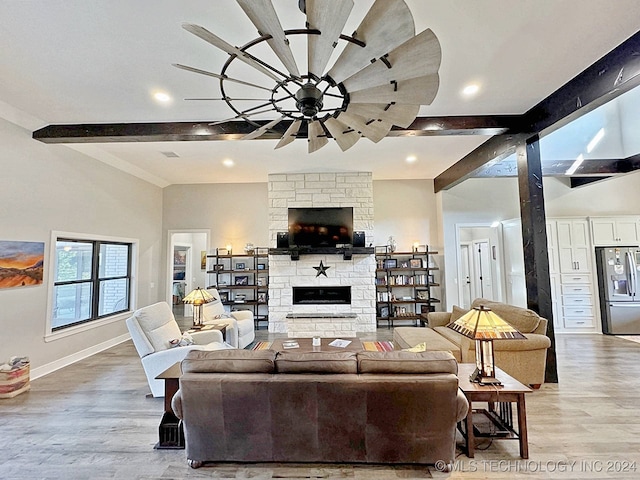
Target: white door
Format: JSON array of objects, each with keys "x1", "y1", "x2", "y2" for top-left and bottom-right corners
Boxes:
[
  {"x1": 502, "y1": 220, "x2": 527, "y2": 307},
  {"x1": 459, "y1": 243, "x2": 473, "y2": 309},
  {"x1": 473, "y1": 239, "x2": 495, "y2": 300}
]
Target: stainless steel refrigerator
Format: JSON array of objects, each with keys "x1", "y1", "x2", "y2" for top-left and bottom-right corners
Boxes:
[{"x1": 595, "y1": 246, "x2": 640, "y2": 334}]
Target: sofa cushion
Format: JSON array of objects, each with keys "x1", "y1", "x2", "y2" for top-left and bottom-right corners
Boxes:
[
  {"x1": 275, "y1": 351, "x2": 357, "y2": 374},
  {"x1": 433, "y1": 326, "x2": 466, "y2": 349},
  {"x1": 357, "y1": 351, "x2": 458, "y2": 374},
  {"x1": 181, "y1": 349, "x2": 276, "y2": 374},
  {"x1": 471, "y1": 298, "x2": 541, "y2": 333},
  {"x1": 392, "y1": 327, "x2": 462, "y2": 362},
  {"x1": 450, "y1": 305, "x2": 469, "y2": 323}
]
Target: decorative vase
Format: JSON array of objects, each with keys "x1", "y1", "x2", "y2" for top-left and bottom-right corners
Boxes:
[
  {"x1": 244, "y1": 243, "x2": 255, "y2": 255},
  {"x1": 388, "y1": 236, "x2": 396, "y2": 253}
]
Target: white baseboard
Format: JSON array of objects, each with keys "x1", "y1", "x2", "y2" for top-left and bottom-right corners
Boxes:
[{"x1": 30, "y1": 333, "x2": 131, "y2": 380}]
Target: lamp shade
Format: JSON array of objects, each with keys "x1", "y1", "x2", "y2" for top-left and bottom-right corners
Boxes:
[
  {"x1": 182, "y1": 287, "x2": 214, "y2": 306},
  {"x1": 447, "y1": 305, "x2": 525, "y2": 340},
  {"x1": 447, "y1": 305, "x2": 525, "y2": 383}
]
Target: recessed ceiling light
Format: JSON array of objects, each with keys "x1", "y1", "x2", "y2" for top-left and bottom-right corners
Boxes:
[
  {"x1": 406, "y1": 155, "x2": 417, "y2": 163},
  {"x1": 222, "y1": 158, "x2": 235, "y2": 167},
  {"x1": 153, "y1": 91, "x2": 172, "y2": 103},
  {"x1": 462, "y1": 84, "x2": 480, "y2": 97}
]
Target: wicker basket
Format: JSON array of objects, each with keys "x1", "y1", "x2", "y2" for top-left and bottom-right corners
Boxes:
[{"x1": 0, "y1": 363, "x2": 30, "y2": 398}]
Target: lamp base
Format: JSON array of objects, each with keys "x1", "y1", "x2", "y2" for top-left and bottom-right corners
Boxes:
[{"x1": 469, "y1": 367, "x2": 502, "y2": 385}]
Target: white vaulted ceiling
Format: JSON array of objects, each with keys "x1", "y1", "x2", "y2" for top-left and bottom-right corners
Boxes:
[{"x1": 0, "y1": 0, "x2": 639, "y2": 186}]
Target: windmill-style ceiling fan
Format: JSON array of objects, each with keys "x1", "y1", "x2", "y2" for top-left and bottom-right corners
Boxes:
[{"x1": 174, "y1": 0, "x2": 441, "y2": 153}]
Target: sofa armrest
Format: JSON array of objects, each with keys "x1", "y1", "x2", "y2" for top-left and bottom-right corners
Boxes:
[
  {"x1": 427, "y1": 312, "x2": 452, "y2": 327},
  {"x1": 171, "y1": 390, "x2": 183, "y2": 419},
  {"x1": 190, "y1": 329, "x2": 224, "y2": 345},
  {"x1": 456, "y1": 389, "x2": 470, "y2": 423},
  {"x1": 493, "y1": 333, "x2": 551, "y2": 351},
  {"x1": 532, "y1": 317, "x2": 548, "y2": 335}
]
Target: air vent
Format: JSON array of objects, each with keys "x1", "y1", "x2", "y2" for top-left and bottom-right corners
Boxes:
[{"x1": 161, "y1": 151, "x2": 180, "y2": 158}]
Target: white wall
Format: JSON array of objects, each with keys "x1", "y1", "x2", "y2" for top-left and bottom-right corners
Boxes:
[
  {"x1": 162, "y1": 183, "x2": 270, "y2": 296},
  {"x1": 543, "y1": 172, "x2": 640, "y2": 216},
  {"x1": 373, "y1": 179, "x2": 439, "y2": 252},
  {"x1": 440, "y1": 177, "x2": 521, "y2": 309},
  {"x1": 440, "y1": 171, "x2": 640, "y2": 310},
  {"x1": 0, "y1": 118, "x2": 163, "y2": 373}
]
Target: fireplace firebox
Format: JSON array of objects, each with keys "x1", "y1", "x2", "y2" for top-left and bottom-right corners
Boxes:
[{"x1": 292, "y1": 286, "x2": 351, "y2": 305}]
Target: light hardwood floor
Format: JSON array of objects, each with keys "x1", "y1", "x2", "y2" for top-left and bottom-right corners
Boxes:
[{"x1": 1, "y1": 331, "x2": 639, "y2": 479}]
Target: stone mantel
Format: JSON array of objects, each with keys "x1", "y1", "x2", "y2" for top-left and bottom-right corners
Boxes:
[{"x1": 267, "y1": 172, "x2": 376, "y2": 334}]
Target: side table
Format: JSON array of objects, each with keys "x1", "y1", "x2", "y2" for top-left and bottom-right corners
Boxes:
[
  {"x1": 153, "y1": 323, "x2": 227, "y2": 449},
  {"x1": 457, "y1": 363, "x2": 532, "y2": 458}
]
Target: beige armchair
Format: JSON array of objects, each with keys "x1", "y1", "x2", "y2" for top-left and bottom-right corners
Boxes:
[
  {"x1": 202, "y1": 288, "x2": 256, "y2": 349},
  {"x1": 126, "y1": 301, "x2": 227, "y2": 397}
]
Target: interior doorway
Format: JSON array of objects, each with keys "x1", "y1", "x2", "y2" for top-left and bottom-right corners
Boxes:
[
  {"x1": 167, "y1": 230, "x2": 209, "y2": 318},
  {"x1": 456, "y1": 225, "x2": 503, "y2": 309}
]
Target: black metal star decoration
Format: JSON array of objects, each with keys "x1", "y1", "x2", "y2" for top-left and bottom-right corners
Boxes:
[{"x1": 313, "y1": 260, "x2": 330, "y2": 277}]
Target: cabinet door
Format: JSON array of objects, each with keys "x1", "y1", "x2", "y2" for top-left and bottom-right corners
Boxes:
[
  {"x1": 591, "y1": 219, "x2": 617, "y2": 245},
  {"x1": 572, "y1": 246, "x2": 591, "y2": 273},
  {"x1": 546, "y1": 221, "x2": 560, "y2": 274},
  {"x1": 616, "y1": 218, "x2": 639, "y2": 244},
  {"x1": 557, "y1": 220, "x2": 589, "y2": 248}
]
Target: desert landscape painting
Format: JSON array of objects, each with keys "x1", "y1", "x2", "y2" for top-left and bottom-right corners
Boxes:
[{"x1": 0, "y1": 241, "x2": 44, "y2": 289}]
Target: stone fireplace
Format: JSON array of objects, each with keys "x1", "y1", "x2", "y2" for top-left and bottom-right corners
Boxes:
[{"x1": 268, "y1": 172, "x2": 376, "y2": 334}]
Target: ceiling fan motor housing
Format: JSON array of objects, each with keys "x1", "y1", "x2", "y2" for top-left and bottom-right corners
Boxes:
[{"x1": 295, "y1": 82, "x2": 323, "y2": 117}]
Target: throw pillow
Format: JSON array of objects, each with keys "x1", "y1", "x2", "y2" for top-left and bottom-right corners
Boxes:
[
  {"x1": 402, "y1": 342, "x2": 427, "y2": 352},
  {"x1": 449, "y1": 305, "x2": 469, "y2": 324},
  {"x1": 169, "y1": 332, "x2": 194, "y2": 348}
]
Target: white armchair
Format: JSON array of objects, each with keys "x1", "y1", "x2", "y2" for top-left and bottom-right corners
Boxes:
[
  {"x1": 202, "y1": 288, "x2": 256, "y2": 349},
  {"x1": 126, "y1": 301, "x2": 227, "y2": 397}
]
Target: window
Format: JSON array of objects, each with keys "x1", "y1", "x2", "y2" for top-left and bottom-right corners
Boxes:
[{"x1": 52, "y1": 238, "x2": 132, "y2": 331}]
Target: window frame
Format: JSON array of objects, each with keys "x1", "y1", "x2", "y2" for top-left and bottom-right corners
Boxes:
[{"x1": 46, "y1": 231, "x2": 138, "y2": 341}]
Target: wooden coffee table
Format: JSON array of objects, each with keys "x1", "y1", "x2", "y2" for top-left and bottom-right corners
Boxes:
[
  {"x1": 270, "y1": 337, "x2": 364, "y2": 353},
  {"x1": 457, "y1": 363, "x2": 532, "y2": 458}
]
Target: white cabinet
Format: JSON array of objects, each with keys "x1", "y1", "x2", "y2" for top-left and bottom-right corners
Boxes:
[
  {"x1": 590, "y1": 217, "x2": 640, "y2": 246},
  {"x1": 556, "y1": 219, "x2": 591, "y2": 273},
  {"x1": 547, "y1": 219, "x2": 597, "y2": 332}
]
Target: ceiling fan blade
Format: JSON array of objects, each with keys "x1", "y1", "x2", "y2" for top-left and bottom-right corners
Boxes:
[
  {"x1": 236, "y1": 0, "x2": 300, "y2": 78},
  {"x1": 243, "y1": 116, "x2": 285, "y2": 140},
  {"x1": 184, "y1": 97, "x2": 268, "y2": 101},
  {"x1": 173, "y1": 64, "x2": 272, "y2": 91},
  {"x1": 349, "y1": 74, "x2": 440, "y2": 105},
  {"x1": 327, "y1": 0, "x2": 415, "y2": 84},
  {"x1": 308, "y1": 120, "x2": 329, "y2": 153},
  {"x1": 182, "y1": 23, "x2": 281, "y2": 82},
  {"x1": 342, "y1": 29, "x2": 441, "y2": 93},
  {"x1": 208, "y1": 108, "x2": 276, "y2": 126},
  {"x1": 323, "y1": 117, "x2": 361, "y2": 152},
  {"x1": 337, "y1": 111, "x2": 392, "y2": 143},
  {"x1": 275, "y1": 119, "x2": 302, "y2": 149},
  {"x1": 306, "y1": 0, "x2": 354, "y2": 78},
  {"x1": 345, "y1": 103, "x2": 419, "y2": 128}
]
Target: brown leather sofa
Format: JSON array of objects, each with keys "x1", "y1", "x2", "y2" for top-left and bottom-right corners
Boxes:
[{"x1": 172, "y1": 349, "x2": 469, "y2": 469}]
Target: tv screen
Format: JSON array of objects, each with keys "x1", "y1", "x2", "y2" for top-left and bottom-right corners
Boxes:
[{"x1": 288, "y1": 207, "x2": 353, "y2": 247}]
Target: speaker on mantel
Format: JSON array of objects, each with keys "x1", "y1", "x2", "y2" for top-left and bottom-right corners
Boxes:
[
  {"x1": 276, "y1": 232, "x2": 289, "y2": 249},
  {"x1": 353, "y1": 231, "x2": 365, "y2": 248}
]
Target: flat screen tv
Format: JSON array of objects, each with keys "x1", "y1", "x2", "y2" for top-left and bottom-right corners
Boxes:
[{"x1": 288, "y1": 207, "x2": 353, "y2": 248}]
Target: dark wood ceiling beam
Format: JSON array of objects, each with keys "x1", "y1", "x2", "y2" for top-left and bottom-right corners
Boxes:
[
  {"x1": 388, "y1": 115, "x2": 522, "y2": 137},
  {"x1": 32, "y1": 115, "x2": 521, "y2": 144},
  {"x1": 473, "y1": 155, "x2": 640, "y2": 178},
  {"x1": 434, "y1": 30, "x2": 640, "y2": 192},
  {"x1": 433, "y1": 133, "x2": 527, "y2": 192},
  {"x1": 524, "y1": 30, "x2": 640, "y2": 134}
]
